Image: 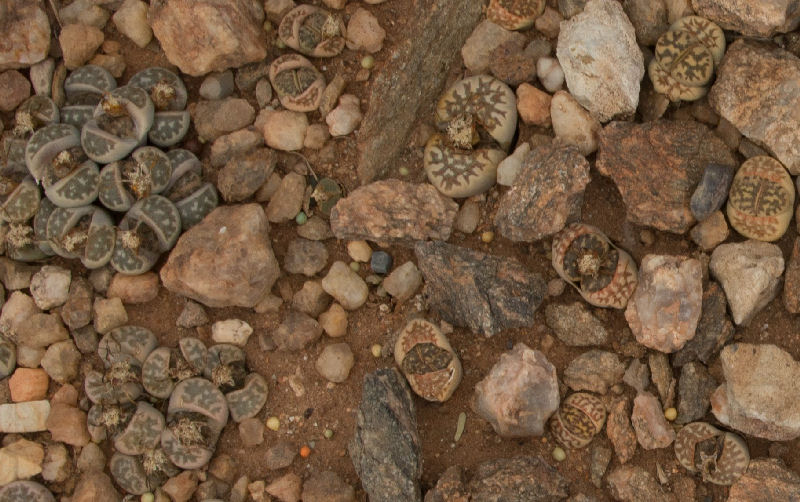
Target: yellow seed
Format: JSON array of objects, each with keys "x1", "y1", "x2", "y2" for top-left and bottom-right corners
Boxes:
[
  {"x1": 664, "y1": 407, "x2": 677, "y2": 421},
  {"x1": 266, "y1": 416, "x2": 280, "y2": 431},
  {"x1": 323, "y1": 428, "x2": 334, "y2": 439},
  {"x1": 398, "y1": 167, "x2": 410, "y2": 176},
  {"x1": 350, "y1": 261, "x2": 360, "y2": 272},
  {"x1": 552, "y1": 446, "x2": 566, "y2": 462},
  {"x1": 361, "y1": 55, "x2": 375, "y2": 69},
  {"x1": 370, "y1": 343, "x2": 382, "y2": 358},
  {"x1": 140, "y1": 494, "x2": 155, "y2": 502},
  {"x1": 481, "y1": 231, "x2": 494, "y2": 243}
]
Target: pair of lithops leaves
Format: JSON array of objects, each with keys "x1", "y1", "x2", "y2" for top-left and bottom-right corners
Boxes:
[
  {"x1": 424, "y1": 75, "x2": 516, "y2": 198},
  {"x1": 279, "y1": 4, "x2": 346, "y2": 58},
  {"x1": 487, "y1": 0, "x2": 545, "y2": 31},
  {"x1": 726, "y1": 156, "x2": 794, "y2": 242},
  {"x1": 674, "y1": 422, "x2": 749, "y2": 485},
  {"x1": 549, "y1": 392, "x2": 607, "y2": 449},
  {"x1": 0, "y1": 481, "x2": 55, "y2": 502},
  {"x1": 394, "y1": 319, "x2": 462, "y2": 402},
  {"x1": 142, "y1": 337, "x2": 268, "y2": 423},
  {"x1": 0, "y1": 336, "x2": 15, "y2": 379},
  {"x1": 552, "y1": 223, "x2": 638, "y2": 309},
  {"x1": 65, "y1": 65, "x2": 190, "y2": 158},
  {"x1": 648, "y1": 16, "x2": 725, "y2": 102},
  {"x1": 270, "y1": 53, "x2": 326, "y2": 113}
]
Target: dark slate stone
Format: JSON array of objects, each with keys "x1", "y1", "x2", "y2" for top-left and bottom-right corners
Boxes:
[
  {"x1": 370, "y1": 251, "x2": 393, "y2": 275},
  {"x1": 349, "y1": 369, "x2": 422, "y2": 502},
  {"x1": 676, "y1": 361, "x2": 717, "y2": 424},
  {"x1": 672, "y1": 281, "x2": 734, "y2": 367},
  {"x1": 690, "y1": 163, "x2": 735, "y2": 221},
  {"x1": 414, "y1": 241, "x2": 546, "y2": 336}
]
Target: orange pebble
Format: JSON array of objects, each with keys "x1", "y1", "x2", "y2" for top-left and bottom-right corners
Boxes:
[{"x1": 300, "y1": 445, "x2": 312, "y2": 458}]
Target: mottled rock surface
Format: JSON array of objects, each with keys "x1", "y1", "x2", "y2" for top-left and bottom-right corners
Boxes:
[
  {"x1": 467, "y1": 456, "x2": 568, "y2": 501},
  {"x1": 728, "y1": 458, "x2": 800, "y2": 501},
  {"x1": 331, "y1": 181, "x2": 458, "y2": 246},
  {"x1": 495, "y1": 144, "x2": 590, "y2": 241},
  {"x1": 349, "y1": 369, "x2": 422, "y2": 502},
  {"x1": 544, "y1": 302, "x2": 608, "y2": 346},
  {"x1": 415, "y1": 241, "x2": 546, "y2": 336},
  {"x1": 607, "y1": 466, "x2": 676, "y2": 502},
  {"x1": 563, "y1": 350, "x2": 625, "y2": 394},
  {"x1": 0, "y1": 1, "x2": 50, "y2": 71},
  {"x1": 692, "y1": 0, "x2": 800, "y2": 37},
  {"x1": 607, "y1": 399, "x2": 637, "y2": 464},
  {"x1": 672, "y1": 281, "x2": 734, "y2": 366},
  {"x1": 161, "y1": 204, "x2": 280, "y2": 308},
  {"x1": 356, "y1": 0, "x2": 481, "y2": 181},
  {"x1": 597, "y1": 120, "x2": 735, "y2": 233},
  {"x1": 631, "y1": 392, "x2": 675, "y2": 449},
  {"x1": 786, "y1": 238, "x2": 800, "y2": 313},
  {"x1": 556, "y1": 0, "x2": 644, "y2": 122},
  {"x1": 677, "y1": 361, "x2": 717, "y2": 424},
  {"x1": 709, "y1": 40, "x2": 800, "y2": 174}
]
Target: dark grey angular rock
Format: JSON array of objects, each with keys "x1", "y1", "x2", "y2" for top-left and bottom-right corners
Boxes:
[
  {"x1": 349, "y1": 368, "x2": 422, "y2": 502},
  {"x1": 676, "y1": 361, "x2": 717, "y2": 424},
  {"x1": 415, "y1": 241, "x2": 546, "y2": 336},
  {"x1": 370, "y1": 251, "x2": 392, "y2": 275},
  {"x1": 467, "y1": 456, "x2": 568, "y2": 501},
  {"x1": 690, "y1": 163, "x2": 735, "y2": 221},
  {"x1": 672, "y1": 282, "x2": 734, "y2": 367}
]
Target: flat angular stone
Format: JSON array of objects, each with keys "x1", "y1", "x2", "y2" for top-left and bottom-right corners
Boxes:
[
  {"x1": 728, "y1": 458, "x2": 800, "y2": 502},
  {"x1": 0, "y1": 400, "x2": 50, "y2": 433},
  {"x1": 415, "y1": 241, "x2": 546, "y2": 336},
  {"x1": 544, "y1": 302, "x2": 608, "y2": 346},
  {"x1": 631, "y1": 391, "x2": 675, "y2": 449},
  {"x1": 564, "y1": 350, "x2": 625, "y2": 394},
  {"x1": 676, "y1": 362, "x2": 717, "y2": 424},
  {"x1": 692, "y1": 0, "x2": 800, "y2": 37},
  {"x1": 467, "y1": 456, "x2": 568, "y2": 500}
]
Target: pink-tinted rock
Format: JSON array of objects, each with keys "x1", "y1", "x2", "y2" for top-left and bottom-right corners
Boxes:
[
  {"x1": 46, "y1": 403, "x2": 90, "y2": 446},
  {"x1": 784, "y1": 237, "x2": 800, "y2": 313},
  {"x1": 692, "y1": 0, "x2": 800, "y2": 37},
  {"x1": 606, "y1": 398, "x2": 637, "y2": 464},
  {"x1": 516, "y1": 83, "x2": 552, "y2": 126},
  {"x1": 625, "y1": 255, "x2": 702, "y2": 353},
  {"x1": 728, "y1": 458, "x2": 800, "y2": 502},
  {"x1": 631, "y1": 392, "x2": 675, "y2": 449},
  {"x1": 8, "y1": 368, "x2": 48, "y2": 402},
  {"x1": 72, "y1": 472, "x2": 121, "y2": 502},
  {"x1": 607, "y1": 465, "x2": 677, "y2": 502},
  {"x1": 472, "y1": 344, "x2": 559, "y2": 437},
  {"x1": 0, "y1": 1, "x2": 50, "y2": 71}
]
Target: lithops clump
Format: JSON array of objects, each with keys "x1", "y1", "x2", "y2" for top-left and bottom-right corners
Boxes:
[
  {"x1": 111, "y1": 195, "x2": 181, "y2": 275},
  {"x1": 487, "y1": 0, "x2": 545, "y2": 30},
  {"x1": 162, "y1": 149, "x2": 218, "y2": 228},
  {"x1": 85, "y1": 367, "x2": 143, "y2": 405},
  {"x1": 161, "y1": 377, "x2": 229, "y2": 469},
  {"x1": 424, "y1": 133, "x2": 506, "y2": 199},
  {"x1": 726, "y1": 156, "x2": 794, "y2": 242},
  {"x1": 269, "y1": 54, "x2": 326, "y2": 112},
  {"x1": 204, "y1": 344, "x2": 247, "y2": 393},
  {"x1": 87, "y1": 401, "x2": 137, "y2": 441},
  {"x1": 394, "y1": 318, "x2": 462, "y2": 402},
  {"x1": 45, "y1": 205, "x2": 115, "y2": 268},
  {"x1": 0, "y1": 175, "x2": 40, "y2": 224},
  {"x1": 62, "y1": 65, "x2": 118, "y2": 129},
  {"x1": 0, "y1": 481, "x2": 56, "y2": 502},
  {"x1": 674, "y1": 422, "x2": 749, "y2": 485},
  {"x1": 84, "y1": 326, "x2": 157, "y2": 404},
  {"x1": 279, "y1": 5, "x2": 346, "y2": 57},
  {"x1": 2, "y1": 221, "x2": 49, "y2": 262},
  {"x1": 549, "y1": 392, "x2": 607, "y2": 449},
  {"x1": 129, "y1": 67, "x2": 190, "y2": 147},
  {"x1": 552, "y1": 222, "x2": 638, "y2": 309},
  {"x1": 98, "y1": 146, "x2": 172, "y2": 212},
  {"x1": 649, "y1": 15, "x2": 725, "y2": 102},
  {"x1": 98, "y1": 325, "x2": 159, "y2": 367},
  {"x1": 142, "y1": 338, "x2": 207, "y2": 399},
  {"x1": 81, "y1": 85, "x2": 155, "y2": 163}
]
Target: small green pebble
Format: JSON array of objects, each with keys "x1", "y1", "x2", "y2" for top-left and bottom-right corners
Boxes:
[
  {"x1": 275, "y1": 39, "x2": 286, "y2": 49},
  {"x1": 141, "y1": 494, "x2": 155, "y2": 502},
  {"x1": 323, "y1": 428, "x2": 334, "y2": 439},
  {"x1": 266, "y1": 416, "x2": 280, "y2": 431},
  {"x1": 349, "y1": 261, "x2": 360, "y2": 272},
  {"x1": 361, "y1": 55, "x2": 375, "y2": 69},
  {"x1": 552, "y1": 447, "x2": 566, "y2": 462},
  {"x1": 295, "y1": 211, "x2": 307, "y2": 225},
  {"x1": 399, "y1": 167, "x2": 410, "y2": 176},
  {"x1": 371, "y1": 343, "x2": 382, "y2": 358}
]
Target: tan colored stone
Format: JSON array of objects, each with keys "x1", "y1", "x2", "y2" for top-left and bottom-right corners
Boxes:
[{"x1": 8, "y1": 368, "x2": 48, "y2": 402}]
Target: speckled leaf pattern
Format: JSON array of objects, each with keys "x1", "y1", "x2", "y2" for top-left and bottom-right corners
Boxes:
[
  {"x1": 168, "y1": 378, "x2": 229, "y2": 428},
  {"x1": 98, "y1": 325, "x2": 159, "y2": 367},
  {"x1": 128, "y1": 67, "x2": 188, "y2": 110},
  {"x1": 175, "y1": 183, "x2": 218, "y2": 229},
  {"x1": 110, "y1": 453, "x2": 150, "y2": 495},
  {"x1": 160, "y1": 427, "x2": 213, "y2": 470},
  {"x1": 59, "y1": 105, "x2": 95, "y2": 129},
  {"x1": 82, "y1": 209, "x2": 115, "y2": 268},
  {"x1": 142, "y1": 347, "x2": 175, "y2": 399},
  {"x1": 32, "y1": 197, "x2": 56, "y2": 255},
  {"x1": 98, "y1": 162, "x2": 135, "y2": 211},
  {"x1": 179, "y1": 337, "x2": 208, "y2": 373},
  {"x1": 84, "y1": 370, "x2": 143, "y2": 405},
  {"x1": 148, "y1": 111, "x2": 191, "y2": 147},
  {"x1": 279, "y1": 5, "x2": 345, "y2": 58},
  {"x1": 114, "y1": 402, "x2": 166, "y2": 455},
  {"x1": 0, "y1": 481, "x2": 56, "y2": 502},
  {"x1": 25, "y1": 123, "x2": 81, "y2": 182},
  {"x1": 45, "y1": 161, "x2": 100, "y2": 208},
  {"x1": 727, "y1": 156, "x2": 794, "y2": 242},
  {"x1": 269, "y1": 54, "x2": 326, "y2": 112},
  {"x1": 131, "y1": 147, "x2": 172, "y2": 194},
  {"x1": 81, "y1": 121, "x2": 139, "y2": 164},
  {"x1": 0, "y1": 178, "x2": 40, "y2": 223},
  {"x1": 129, "y1": 195, "x2": 181, "y2": 250},
  {"x1": 45, "y1": 205, "x2": 92, "y2": 259},
  {"x1": 226, "y1": 374, "x2": 268, "y2": 422},
  {"x1": 110, "y1": 232, "x2": 158, "y2": 275},
  {"x1": 64, "y1": 65, "x2": 117, "y2": 101},
  {"x1": 0, "y1": 336, "x2": 16, "y2": 379}
]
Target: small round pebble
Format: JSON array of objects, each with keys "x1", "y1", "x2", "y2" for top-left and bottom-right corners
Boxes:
[
  {"x1": 295, "y1": 211, "x2": 308, "y2": 225},
  {"x1": 481, "y1": 231, "x2": 495, "y2": 243},
  {"x1": 323, "y1": 429, "x2": 334, "y2": 439},
  {"x1": 361, "y1": 55, "x2": 375, "y2": 69},
  {"x1": 315, "y1": 343, "x2": 355, "y2": 383},
  {"x1": 639, "y1": 229, "x2": 655, "y2": 246},
  {"x1": 371, "y1": 344, "x2": 382, "y2": 358},
  {"x1": 266, "y1": 416, "x2": 280, "y2": 431},
  {"x1": 370, "y1": 251, "x2": 393, "y2": 275},
  {"x1": 546, "y1": 278, "x2": 566, "y2": 297},
  {"x1": 347, "y1": 240, "x2": 373, "y2": 262},
  {"x1": 349, "y1": 262, "x2": 360, "y2": 272},
  {"x1": 399, "y1": 167, "x2": 409, "y2": 176},
  {"x1": 664, "y1": 407, "x2": 677, "y2": 421},
  {"x1": 141, "y1": 493, "x2": 154, "y2": 502},
  {"x1": 552, "y1": 447, "x2": 566, "y2": 462}
]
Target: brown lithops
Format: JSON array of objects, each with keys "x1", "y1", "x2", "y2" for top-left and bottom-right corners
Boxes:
[
  {"x1": 549, "y1": 392, "x2": 606, "y2": 449},
  {"x1": 551, "y1": 223, "x2": 638, "y2": 309},
  {"x1": 394, "y1": 319, "x2": 462, "y2": 402},
  {"x1": 487, "y1": 0, "x2": 545, "y2": 31},
  {"x1": 674, "y1": 422, "x2": 750, "y2": 485},
  {"x1": 269, "y1": 54, "x2": 326, "y2": 113},
  {"x1": 423, "y1": 133, "x2": 506, "y2": 199},
  {"x1": 648, "y1": 15, "x2": 725, "y2": 102},
  {"x1": 278, "y1": 5, "x2": 346, "y2": 58},
  {"x1": 726, "y1": 156, "x2": 794, "y2": 242}
]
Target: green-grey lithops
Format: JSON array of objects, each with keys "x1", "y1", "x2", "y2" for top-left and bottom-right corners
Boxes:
[
  {"x1": 129, "y1": 67, "x2": 190, "y2": 147},
  {"x1": 98, "y1": 146, "x2": 172, "y2": 212},
  {"x1": 24, "y1": 123, "x2": 81, "y2": 183},
  {"x1": 269, "y1": 54, "x2": 326, "y2": 112},
  {"x1": 64, "y1": 65, "x2": 117, "y2": 105},
  {"x1": 142, "y1": 340, "x2": 206, "y2": 399},
  {"x1": 204, "y1": 344, "x2": 247, "y2": 393},
  {"x1": 0, "y1": 481, "x2": 56, "y2": 502},
  {"x1": 279, "y1": 4, "x2": 346, "y2": 58},
  {"x1": 98, "y1": 325, "x2": 159, "y2": 368},
  {"x1": 45, "y1": 205, "x2": 115, "y2": 268},
  {"x1": 13, "y1": 95, "x2": 59, "y2": 138},
  {"x1": 84, "y1": 368, "x2": 143, "y2": 405},
  {"x1": 162, "y1": 149, "x2": 218, "y2": 229},
  {"x1": 81, "y1": 85, "x2": 155, "y2": 163},
  {"x1": 113, "y1": 401, "x2": 166, "y2": 456},
  {"x1": 87, "y1": 401, "x2": 136, "y2": 442},
  {"x1": 0, "y1": 176, "x2": 40, "y2": 224},
  {"x1": 111, "y1": 195, "x2": 181, "y2": 275},
  {"x1": 225, "y1": 373, "x2": 268, "y2": 422}
]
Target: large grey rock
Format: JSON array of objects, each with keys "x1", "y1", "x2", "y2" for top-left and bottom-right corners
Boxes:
[
  {"x1": 709, "y1": 40, "x2": 800, "y2": 174},
  {"x1": 692, "y1": 0, "x2": 800, "y2": 37},
  {"x1": 556, "y1": 0, "x2": 644, "y2": 122},
  {"x1": 415, "y1": 241, "x2": 546, "y2": 337},
  {"x1": 160, "y1": 204, "x2": 280, "y2": 308},
  {"x1": 710, "y1": 240, "x2": 784, "y2": 325},
  {"x1": 461, "y1": 20, "x2": 526, "y2": 73},
  {"x1": 472, "y1": 344, "x2": 559, "y2": 437},
  {"x1": 349, "y1": 369, "x2": 422, "y2": 502},
  {"x1": 712, "y1": 343, "x2": 800, "y2": 441}
]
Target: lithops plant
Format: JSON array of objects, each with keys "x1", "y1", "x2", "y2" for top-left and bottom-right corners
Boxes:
[
  {"x1": 142, "y1": 338, "x2": 208, "y2": 399},
  {"x1": 204, "y1": 344, "x2": 247, "y2": 393},
  {"x1": 111, "y1": 195, "x2": 181, "y2": 275},
  {"x1": 226, "y1": 373, "x2": 269, "y2": 422},
  {"x1": 162, "y1": 149, "x2": 218, "y2": 228},
  {"x1": 674, "y1": 422, "x2": 750, "y2": 485},
  {"x1": 551, "y1": 223, "x2": 638, "y2": 309},
  {"x1": 0, "y1": 175, "x2": 40, "y2": 224},
  {"x1": 12, "y1": 95, "x2": 59, "y2": 137},
  {"x1": 128, "y1": 67, "x2": 190, "y2": 147},
  {"x1": 113, "y1": 401, "x2": 166, "y2": 456},
  {"x1": 161, "y1": 377, "x2": 229, "y2": 469},
  {"x1": 110, "y1": 451, "x2": 179, "y2": 496},
  {"x1": 279, "y1": 5, "x2": 346, "y2": 57},
  {"x1": 98, "y1": 146, "x2": 172, "y2": 212},
  {"x1": 649, "y1": 15, "x2": 725, "y2": 102},
  {"x1": 726, "y1": 156, "x2": 795, "y2": 242},
  {"x1": 0, "y1": 335, "x2": 15, "y2": 379},
  {"x1": 487, "y1": 0, "x2": 545, "y2": 30},
  {"x1": 549, "y1": 392, "x2": 607, "y2": 449},
  {"x1": 0, "y1": 481, "x2": 56, "y2": 502},
  {"x1": 45, "y1": 205, "x2": 116, "y2": 268},
  {"x1": 64, "y1": 64, "x2": 117, "y2": 104},
  {"x1": 424, "y1": 133, "x2": 506, "y2": 198},
  {"x1": 87, "y1": 401, "x2": 137, "y2": 441},
  {"x1": 81, "y1": 85, "x2": 155, "y2": 164},
  {"x1": 394, "y1": 318, "x2": 462, "y2": 402},
  {"x1": 269, "y1": 54, "x2": 326, "y2": 112},
  {"x1": 84, "y1": 367, "x2": 143, "y2": 405},
  {"x1": 98, "y1": 325, "x2": 160, "y2": 368}
]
